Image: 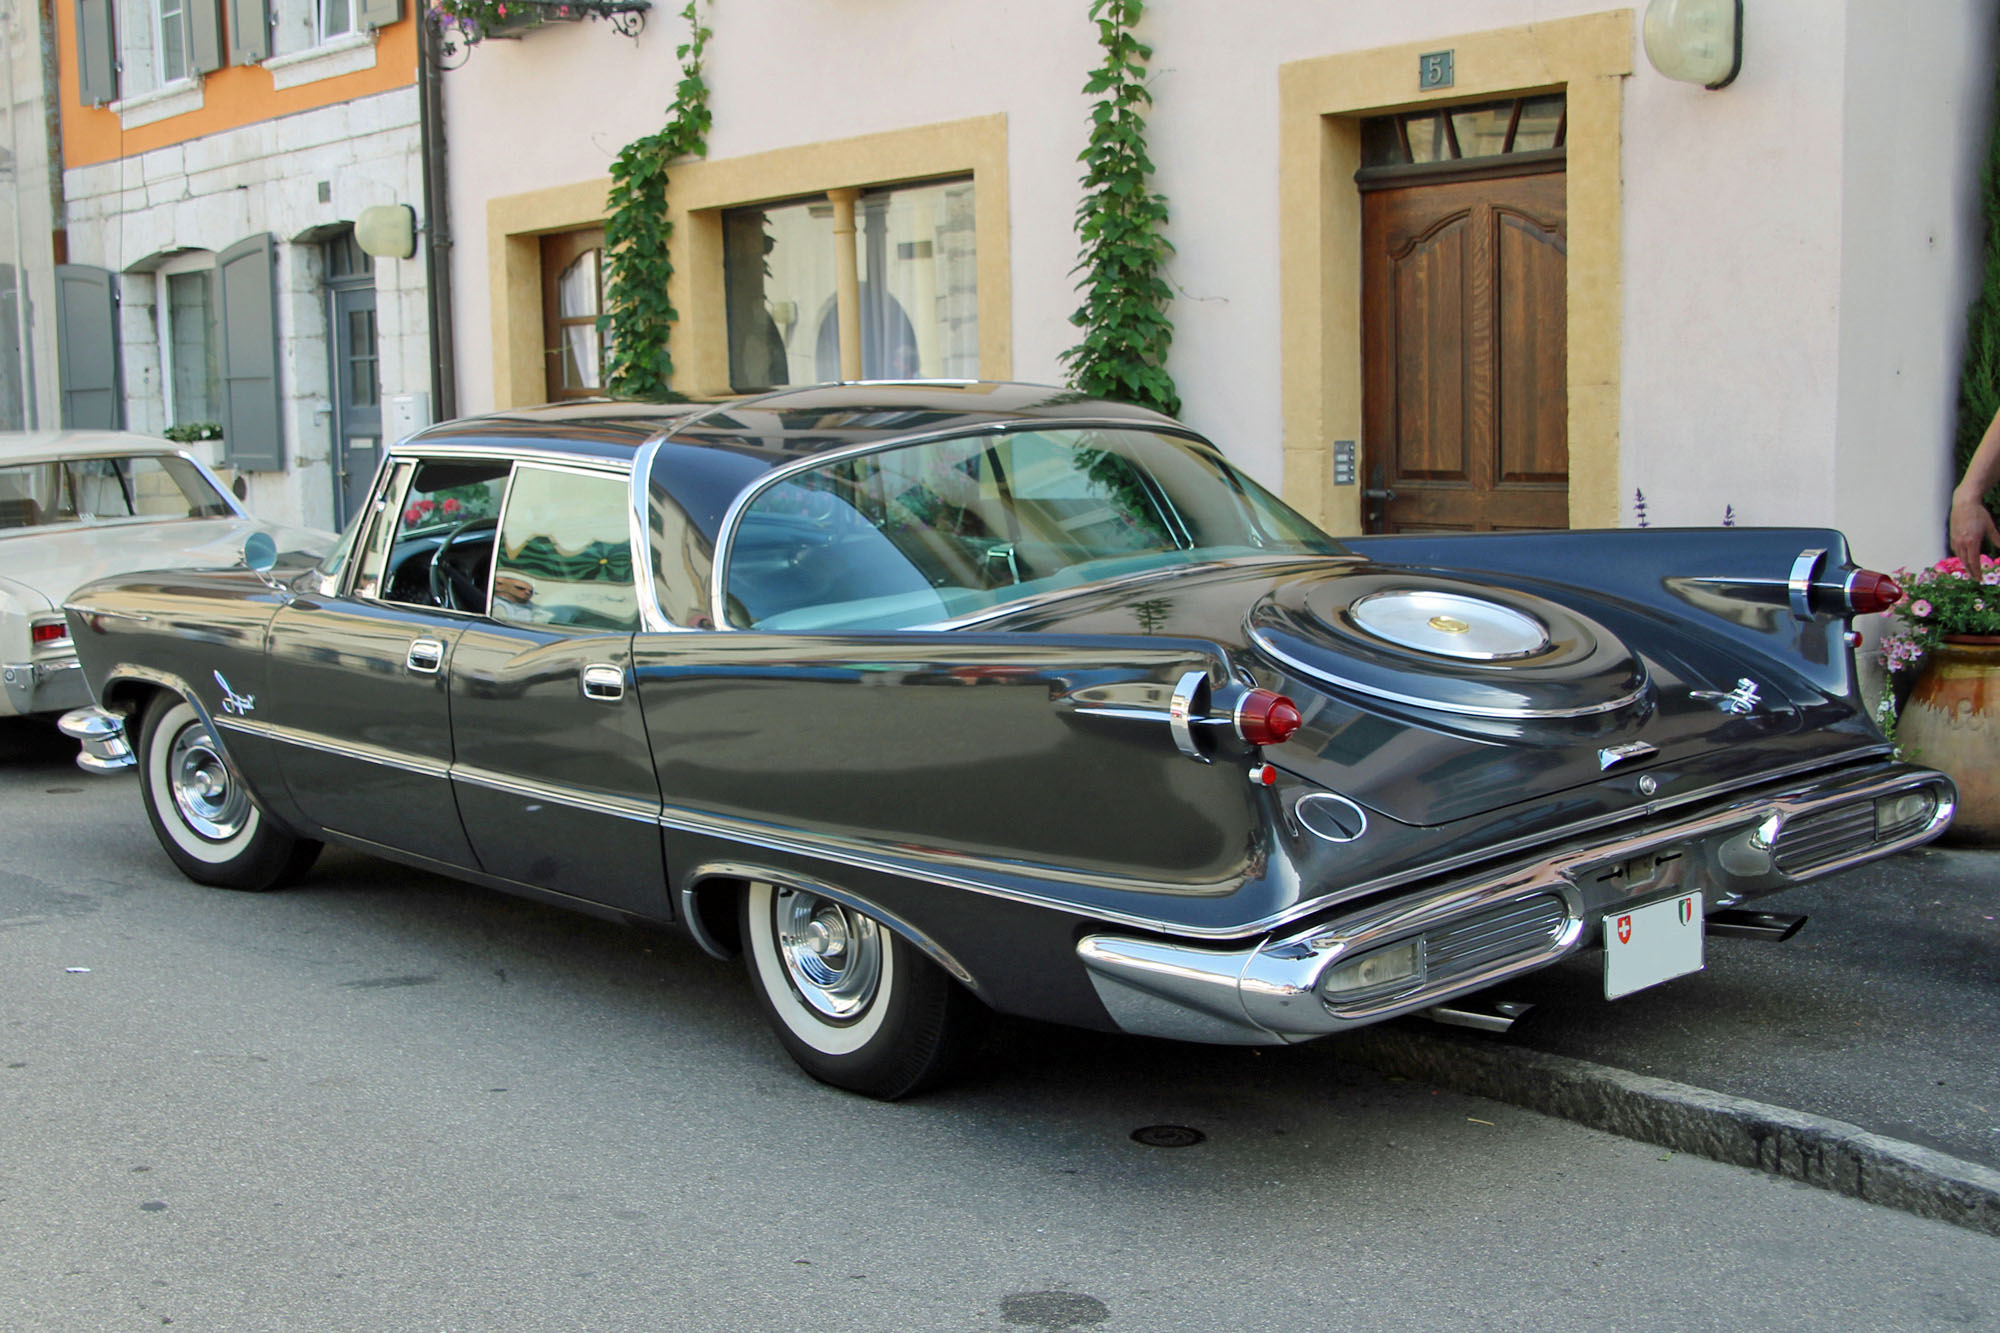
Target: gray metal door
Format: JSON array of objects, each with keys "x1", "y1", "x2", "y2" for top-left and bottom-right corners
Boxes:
[{"x1": 329, "y1": 281, "x2": 380, "y2": 528}]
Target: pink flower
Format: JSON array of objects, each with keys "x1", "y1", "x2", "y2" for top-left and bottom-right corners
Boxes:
[
  {"x1": 1911, "y1": 598, "x2": 1933, "y2": 619},
  {"x1": 1938, "y1": 557, "x2": 1966, "y2": 576},
  {"x1": 442, "y1": 497, "x2": 461, "y2": 515},
  {"x1": 404, "y1": 505, "x2": 423, "y2": 524}
]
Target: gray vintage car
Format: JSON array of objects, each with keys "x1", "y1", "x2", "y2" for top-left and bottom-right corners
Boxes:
[
  {"x1": 59, "y1": 384, "x2": 1952, "y2": 1097},
  {"x1": 0, "y1": 431, "x2": 326, "y2": 722}
]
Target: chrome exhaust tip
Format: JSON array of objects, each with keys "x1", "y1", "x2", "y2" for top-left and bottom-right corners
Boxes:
[{"x1": 1705, "y1": 909, "x2": 1807, "y2": 942}]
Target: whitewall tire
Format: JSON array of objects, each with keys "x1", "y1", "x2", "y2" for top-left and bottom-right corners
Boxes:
[
  {"x1": 741, "y1": 881, "x2": 979, "y2": 1099},
  {"x1": 138, "y1": 696, "x2": 320, "y2": 891}
]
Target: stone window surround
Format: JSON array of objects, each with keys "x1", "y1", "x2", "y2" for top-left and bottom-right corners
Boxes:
[{"x1": 484, "y1": 115, "x2": 1012, "y2": 406}]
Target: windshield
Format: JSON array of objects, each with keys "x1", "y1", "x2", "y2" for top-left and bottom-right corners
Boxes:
[
  {"x1": 722, "y1": 427, "x2": 1345, "y2": 630},
  {"x1": 0, "y1": 454, "x2": 234, "y2": 530}
]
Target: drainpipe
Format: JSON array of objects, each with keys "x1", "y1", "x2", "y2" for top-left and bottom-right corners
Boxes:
[{"x1": 418, "y1": 17, "x2": 457, "y2": 421}]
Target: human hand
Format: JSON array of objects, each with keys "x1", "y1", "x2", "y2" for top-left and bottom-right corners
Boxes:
[{"x1": 1949, "y1": 489, "x2": 2000, "y2": 568}]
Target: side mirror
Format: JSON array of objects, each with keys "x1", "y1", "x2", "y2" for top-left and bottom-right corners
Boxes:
[{"x1": 243, "y1": 531, "x2": 278, "y2": 573}]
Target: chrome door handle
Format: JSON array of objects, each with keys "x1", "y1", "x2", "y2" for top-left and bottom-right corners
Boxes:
[
  {"x1": 407, "y1": 638, "x2": 444, "y2": 674},
  {"x1": 581, "y1": 663, "x2": 625, "y2": 701}
]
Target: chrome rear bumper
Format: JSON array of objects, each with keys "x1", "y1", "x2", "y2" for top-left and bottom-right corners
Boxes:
[
  {"x1": 1078, "y1": 762, "x2": 1954, "y2": 1045},
  {"x1": 58, "y1": 705, "x2": 136, "y2": 773}
]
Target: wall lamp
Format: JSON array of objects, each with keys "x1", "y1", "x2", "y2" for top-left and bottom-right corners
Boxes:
[
  {"x1": 1643, "y1": 0, "x2": 1743, "y2": 90},
  {"x1": 355, "y1": 203, "x2": 419, "y2": 260}
]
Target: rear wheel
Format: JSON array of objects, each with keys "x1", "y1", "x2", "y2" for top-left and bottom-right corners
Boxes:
[
  {"x1": 138, "y1": 696, "x2": 320, "y2": 891},
  {"x1": 741, "y1": 881, "x2": 979, "y2": 1099}
]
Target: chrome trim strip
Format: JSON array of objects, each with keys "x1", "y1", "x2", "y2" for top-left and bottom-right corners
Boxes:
[
  {"x1": 1789, "y1": 548, "x2": 1826, "y2": 620},
  {"x1": 386, "y1": 441, "x2": 632, "y2": 472},
  {"x1": 627, "y1": 433, "x2": 686, "y2": 633},
  {"x1": 218, "y1": 716, "x2": 447, "y2": 779},
  {"x1": 707, "y1": 419, "x2": 1231, "y2": 630},
  {"x1": 1248, "y1": 626, "x2": 1649, "y2": 719},
  {"x1": 449, "y1": 764, "x2": 660, "y2": 824},
  {"x1": 1168, "y1": 669, "x2": 1208, "y2": 760}
]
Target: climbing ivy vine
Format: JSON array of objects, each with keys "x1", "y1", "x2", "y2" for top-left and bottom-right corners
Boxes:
[
  {"x1": 601, "y1": 0, "x2": 711, "y2": 399},
  {"x1": 1060, "y1": 0, "x2": 1180, "y2": 418}
]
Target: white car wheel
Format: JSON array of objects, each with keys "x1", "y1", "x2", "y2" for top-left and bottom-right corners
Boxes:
[
  {"x1": 138, "y1": 696, "x2": 319, "y2": 891},
  {"x1": 741, "y1": 881, "x2": 980, "y2": 1098}
]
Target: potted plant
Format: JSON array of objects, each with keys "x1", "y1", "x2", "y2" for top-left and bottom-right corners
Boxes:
[{"x1": 1881, "y1": 553, "x2": 2000, "y2": 842}]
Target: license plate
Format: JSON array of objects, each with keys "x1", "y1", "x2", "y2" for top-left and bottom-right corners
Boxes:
[{"x1": 1603, "y1": 891, "x2": 1704, "y2": 999}]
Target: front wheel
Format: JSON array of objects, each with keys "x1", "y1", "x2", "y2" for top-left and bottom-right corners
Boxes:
[
  {"x1": 138, "y1": 696, "x2": 320, "y2": 891},
  {"x1": 741, "y1": 882, "x2": 980, "y2": 1099}
]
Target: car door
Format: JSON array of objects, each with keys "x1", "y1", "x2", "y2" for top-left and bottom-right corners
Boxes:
[
  {"x1": 263, "y1": 456, "x2": 509, "y2": 868},
  {"x1": 447, "y1": 462, "x2": 667, "y2": 915}
]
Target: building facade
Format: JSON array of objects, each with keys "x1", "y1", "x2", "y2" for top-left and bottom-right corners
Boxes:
[
  {"x1": 442, "y1": 0, "x2": 1998, "y2": 575},
  {"x1": 52, "y1": 0, "x2": 430, "y2": 530}
]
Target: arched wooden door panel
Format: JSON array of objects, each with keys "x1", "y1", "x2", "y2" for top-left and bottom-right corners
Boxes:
[{"x1": 1363, "y1": 168, "x2": 1567, "y2": 532}]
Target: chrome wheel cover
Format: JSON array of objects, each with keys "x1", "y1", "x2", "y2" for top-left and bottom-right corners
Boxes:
[
  {"x1": 773, "y1": 887, "x2": 883, "y2": 1022},
  {"x1": 167, "y1": 723, "x2": 249, "y2": 841}
]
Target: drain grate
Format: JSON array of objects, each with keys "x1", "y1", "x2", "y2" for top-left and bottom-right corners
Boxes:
[{"x1": 1130, "y1": 1124, "x2": 1205, "y2": 1148}]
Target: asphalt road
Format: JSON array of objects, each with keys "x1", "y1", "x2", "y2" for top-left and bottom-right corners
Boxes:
[{"x1": 4, "y1": 717, "x2": 1999, "y2": 1331}]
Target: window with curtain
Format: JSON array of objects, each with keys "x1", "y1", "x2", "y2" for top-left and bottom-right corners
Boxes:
[
  {"x1": 541, "y1": 228, "x2": 609, "y2": 400},
  {"x1": 723, "y1": 177, "x2": 978, "y2": 393}
]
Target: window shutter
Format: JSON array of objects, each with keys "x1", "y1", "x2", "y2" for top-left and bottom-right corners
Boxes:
[
  {"x1": 188, "y1": 0, "x2": 225, "y2": 73},
  {"x1": 358, "y1": 0, "x2": 402, "y2": 30},
  {"x1": 226, "y1": 0, "x2": 269, "y2": 66},
  {"x1": 217, "y1": 235, "x2": 285, "y2": 472},
  {"x1": 74, "y1": 0, "x2": 118, "y2": 106},
  {"x1": 54, "y1": 265, "x2": 123, "y2": 429}
]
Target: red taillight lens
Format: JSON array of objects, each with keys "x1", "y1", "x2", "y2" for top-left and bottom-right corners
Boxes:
[
  {"x1": 1847, "y1": 571, "x2": 1902, "y2": 615},
  {"x1": 31, "y1": 621, "x2": 69, "y2": 646},
  {"x1": 1235, "y1": 689, "x2": 1303, "y2": 746}
]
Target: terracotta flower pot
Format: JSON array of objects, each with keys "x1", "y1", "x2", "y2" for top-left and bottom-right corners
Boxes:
[{"x1": 1899, "y1": 636, "x2": 2000, "y2": 845}]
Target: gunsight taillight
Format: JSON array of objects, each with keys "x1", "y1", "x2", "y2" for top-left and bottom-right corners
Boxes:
[
  {"x1": 1845, "y1": 571, "x2": 1902, "y2": 616},
  {"x1": 1235, "y1": 689, "x2": 1303, "y2": 746}
]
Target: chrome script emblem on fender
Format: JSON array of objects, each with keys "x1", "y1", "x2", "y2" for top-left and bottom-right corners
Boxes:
[
  {"x1": 1598, "y1": 741, "x2": 1657, "y2": 770},
  {"x1": 214, "y1": 670, "x2": 256, "y2": 717},
  {"x1": 1690, "y1": 677, "x2": 1762, "y2": 715}
]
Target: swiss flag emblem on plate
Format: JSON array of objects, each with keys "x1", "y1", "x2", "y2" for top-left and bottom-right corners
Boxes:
[{"x1": 1604, "y1": 891, "x2": 1704, "y2": 1000}]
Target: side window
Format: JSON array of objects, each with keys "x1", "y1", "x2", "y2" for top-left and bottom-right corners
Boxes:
[
  {"x1": 361, "y1": 458, "x2": 509, "y2": 608},
  {"x1": 491, "y1": 466, "x2": 639, "y2": 632}
]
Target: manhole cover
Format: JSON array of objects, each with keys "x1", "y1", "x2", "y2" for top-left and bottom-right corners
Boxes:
[{"x1": 1130, "y1": 1124, "x2": 1205, "y2": 1148}]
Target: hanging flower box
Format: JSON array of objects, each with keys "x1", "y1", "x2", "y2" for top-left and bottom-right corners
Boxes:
[{"x1": 429, "y1": 0, "x2": 649, "y2": 56}]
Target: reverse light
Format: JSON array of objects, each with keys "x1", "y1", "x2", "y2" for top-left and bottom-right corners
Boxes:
[
  {"x1": 1874, "y1": 791, "x2": 1937, "y2": 839},
  {"x1": 31, "y1": 621, "x2": 69, "y2": 646},
  {"x1": 1844, "y1": 571, "x2": 1902, "y2": 616},
  {"x1": 1318, "y1": 938, "x2": 1427, "y2": 1004},
  {"x1": 1234, "y1": 689, "x2": 1302, "y2": 746}
]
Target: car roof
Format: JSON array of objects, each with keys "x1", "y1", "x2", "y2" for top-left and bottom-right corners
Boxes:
[
  {"x1": 398, "y1": 382, "x2": 1182, "y2": 465},
  {"x1": 395, "y1": 383, "x2": 1194, "y2": 541},
  {"x1": 0, "y1": 430, "x2": 189, "y2": 463}
]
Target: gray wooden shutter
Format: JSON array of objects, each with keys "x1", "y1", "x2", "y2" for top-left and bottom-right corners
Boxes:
[
  {"x1": 358, "y1": 0, "x2": 402, "y2": 30},
  {"x1": 189, "y1": 0, "x2": 225, "y2": 73},
  {"x1": 226, "y1": 0, "x2": 269, "y2": 66},
  {"x1": 54, "y1": 265, "x2": 122, "y2": 429},
  {"x1": 74, "y1": 0, "x2": 118, "y2": 106},
  {"x1": 217, "y1": 235, "x2": 284, "y2": 472}
]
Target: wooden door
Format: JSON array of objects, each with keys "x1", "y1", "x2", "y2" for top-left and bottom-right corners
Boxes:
[{"x1": 1362, "y1": 168, "x2": 1567, "y2": 532}]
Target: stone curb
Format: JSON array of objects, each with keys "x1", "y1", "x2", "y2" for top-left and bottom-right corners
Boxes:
[{"x1": 1338, "y1": 1024, "x2": 2000, "y2": 1238}]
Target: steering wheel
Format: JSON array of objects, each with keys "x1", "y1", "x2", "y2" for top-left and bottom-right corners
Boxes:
[{"x1": 427, "y1": 516, "x2": 500, "y2": 611}]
